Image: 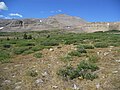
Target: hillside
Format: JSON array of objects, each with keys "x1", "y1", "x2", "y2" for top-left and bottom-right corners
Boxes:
[
  {"x1": 0, "y1": 31, "x2": 120, "y2": 90},
  {"x1": 0, "y1": 14, "x2": 120, "y2": 32}
]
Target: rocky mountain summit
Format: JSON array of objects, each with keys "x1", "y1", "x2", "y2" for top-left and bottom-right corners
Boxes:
[{"x1": 0, "y1": 14, "x2": 120, "y2": 32}]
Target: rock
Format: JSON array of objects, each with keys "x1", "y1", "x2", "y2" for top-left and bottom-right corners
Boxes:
[
  {"x1": 96, "y1": 83, "x2": 100, "y2": 89},
  {"x1": 78, "y1": 76, "x2": 83, "y2": 80},
  {"x1": 73, "y1": 84, "x2": 80, "y2": 90},
  {"x1": 97, "y1": 52, "x2": 99, "y2": 55},
  {"x1": 15, "y1": 86, "x2": 21, "y2": 90},
  {"x1": 109, "y1": 46, "x2": 114, "y2": 48},
  {"x1": 42, "y1": 71, "x2": 48, "y2": 77},
  {"x1": 116, "y1": 60, "x2": 120, "y2": 63},
  {"x1": 112, "y1": 71, "x2": 118, "y2": 74},
  {"x1": 52, "y1": 85, "x2": 58, "y2": 89},
  {"x1": 49, "y1": 48, "x2": 54, "y2": 51},
  {"x1": 103, "y1": 52, "x2": 109, "y2": 56},
  {"x1": 2, "y1": 80, "x2": 11, "y2": 85},
  {"x1": 4, "y1": 67, "x2": 9, "y2": 70},
  {"x1": 15, "y1": 82, "x2": 22, "y2": 85},
  {"x1": 35, "y1": 79, "x2": 44, "y2": 84}
]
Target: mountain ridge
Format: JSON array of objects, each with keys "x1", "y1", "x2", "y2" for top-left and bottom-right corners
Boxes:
[{"x1": 0, "y1": 14, "x2": 120, "y2": 32}]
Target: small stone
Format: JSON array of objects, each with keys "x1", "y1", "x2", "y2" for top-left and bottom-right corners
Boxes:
[
  {"x1": 4, "y1": 80, "x2": 11, "y2": 84},
  {"x1": 112, "y1": 71, "x2": 118, "y2": 74},
  {"x1": 35, "y1": 79, "x2": 43, "y2": 84},
  {"x1": 52, "y1": 85, "x2": 58, "y2": 89},
  {"x1": 73, "y1": 84, "x2": 80, "y2": 90},
  {"x1": 4, "y1": 67, "x2": 9, "y2": 70},
  {"x1": 96, "y1": 83, "x2": 100, "y2": 89},
  {"x1": 15, "y1": 86, "x2": 21, "y2": 90},
  {"x1": 97, "y1": 52, "x2": 100, "y2": 55},
  {"x1": 103, "y1": 52, "x2": 109, "y2": 56},
  {"x1": 116, "y1": 60, "x2": 120, "y2": 63},
  {"x1": 49, "y1": 48, "x2": 54, "y2": 51},
  {"x1": 78, "y1": 76, "x2": 83, "y2": 80},
  {"x1": 14, "y1": 64, "x2": 21, "y2": 67},
  {"x1": 42, "y1": 71, "x2": 48, "y2": 77},
  {"x1": 109, "y1": 46, "x2": 114, "y2": 48},
  {"x1": 2, "y1": 80, "x2": 11, "y2": 85},
  {"x1": 15, "y1": 82, "x2": 22, "y2": 85}
]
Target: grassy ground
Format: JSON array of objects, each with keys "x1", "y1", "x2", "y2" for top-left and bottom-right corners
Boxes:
[{"x1": 0, "y1": 30, "x2": 120, "y2": 90}]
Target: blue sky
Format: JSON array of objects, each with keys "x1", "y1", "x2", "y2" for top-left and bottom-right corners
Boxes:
[{"x1": 0, "y1": 0, "x2": 120, "y2": 22}]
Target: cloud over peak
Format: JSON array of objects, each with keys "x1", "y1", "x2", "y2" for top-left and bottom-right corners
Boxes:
[
  {"x1": 9, "y1": 13, "x2": 23, "y2": 18},
  {"x1": 0, "y1": 2, "x2": 8, "y2": 10}
]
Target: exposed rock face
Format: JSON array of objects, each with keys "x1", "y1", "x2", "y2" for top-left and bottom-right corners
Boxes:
[{"x1": 0, "y1": 14, "x2": 120, "y2": 32}]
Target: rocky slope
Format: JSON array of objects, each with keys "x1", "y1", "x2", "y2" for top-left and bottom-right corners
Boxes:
[{"x1": 0, "y1": 14, "x2": 120, "y2": 32}]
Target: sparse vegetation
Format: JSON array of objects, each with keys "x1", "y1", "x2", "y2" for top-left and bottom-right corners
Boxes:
[
  {"x1": 0, "y1": 50, "x2": 11, "y2": 63},
  {"x1": 0, "y1": 30, "x2": 120, "y2": 90},
  {"x1": 33, "y1": 52, "x2": 42, "y2": 58},
  {"x1": 68, "y1": 50, "x2": 81, "y2": 57},
  {"x1": 57, "y1": 60, "x2": 99, "y2": 80},
  {"x1": 94, "y1": 42, "x2": 108, "y2": 48},
  {"x1": 88, "y1": 55, "x2": 99, "y2": 63},
  {"x1": 77, "y1": 44, "x2": 94, "y2": 49}
]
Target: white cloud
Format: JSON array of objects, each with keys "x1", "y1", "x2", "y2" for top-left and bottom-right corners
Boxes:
[
  {"x1": 4, "y1": 16, "x2": 11, "y2": 19},
  {"x1": 50, "y1": 10, "x2": 62, "y2": 13},
  {"x1": 9, "y1": 13, "x2": 23, "y2": 18},
  {"x1": 0, "y1": 2, "x2": 8, "y2": 10},
  {"x1": 58, "y1": 10, "x2": 62, "y2": 12},
  {"x1": 0, "y1": 15, "x2": 4, "y2": 17}
]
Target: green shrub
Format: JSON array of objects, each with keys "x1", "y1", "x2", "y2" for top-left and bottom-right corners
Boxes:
[
  {"x1": 18, "y1": 42, "x2": 35, "y2": 47},
  {"x1": 64, "y1": 40, "x2": 77, "y2": 45},
  {"x1": 14, "y1": 47, "x2": 30, "y2": 55},
  {"x1": 0, "y1": 51, "x2": 11, "y2": 63},
  {"x1": 27, "y1": 35, "x2": 32, "y2": 39},
  {"x1": 84, "y1": 73, "x2": 98, "y2": 81},
  {"x1": 23, "y1": 50, "x2": 34, "y2": 55},
  {"x1": 77, "y1": 60, "x2": 99, "y2": 71},
  {"x1": 3, "y1": 44, "x2": 11, "y2": 48},
  {"x1": 58, "y1": 60, "x2": 99, "y2": 80},
  {"x1": 27, "y1": 70, "x2": 38, "y2": 77},
  {"x1": 31, "y1": 45, "x2": 45, "y2": 51},
  {"x1": 60, "y1": 55, "x2": 73, "y2": 62},
  {"x1": 23, "y1": 33, "x2": 28, "y2": 39},
  {"x1": 88, "y1": 55, "x2": 99, "y2": 63},
  {"x1": 94, "y1": 42, "x2": 108, "y2": 48},
  {"x1": 77, "y1": 47, "x2": 87, "y2": 53},
  {"x1": 68, "y1": 51, "x2": 81, "y2": 57},
  {"x1": 33, "y1": 52, "x2": 42, "y2": 58},
  {"x1": 41, "y1": 40, "x2": 59, "y2": 46},
  {"x1": 77, "y1": 44, "x2": 94, "y2": 49}
]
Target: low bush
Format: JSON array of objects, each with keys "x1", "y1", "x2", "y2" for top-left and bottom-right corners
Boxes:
[
  {"x1": 3, "y1": 44, "x2": 11, "y2": 48},
  {"x1": 77, "y1": 47, "x2": 87, "y2": 53},
  {"x1": 27, "y1": 70, "x2": 38, "y2": 77},
  {"x1": 14, "y1": 47, "x2": 30, "y2": 55},
  {"x1": 57, "y1": 60, "x2": 99, "y2": 80},
  {"x1": 60, "y1": 55, "x2": 73, "y2": 62},
  {"x1": 88, "y1": 55, "x2": 99, "y2": 63},
  {"x1": 0, "y1": 51, "x2": 11, "y2": 63},
  {"x1": 68, "y1": 51, "x2": 81, "y2": 57},
  {"x1": 23, "y1": 50, "x2": 34, "y2": 55},
  {"x1": 31, "y1": 45, "x2": 45, "y2": 51},
  {"x1": 33, "y1": 52, "x2": 42, "y2": 58},
  {"x1": 41, "y1": 40, "x2": 59, "y2": 46},
  {"x1": 94, "y1": 42, "x2": 108, "y2": 48},
  {"x1": 77, "y1": 60, "x2": 99, "y2": 71},
  {"x1": 77, "y1": 44, "x2": 94, "y2": 49},
  {"x1": 17, "y1": 42, "x2": 35, "y2": 47}
]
